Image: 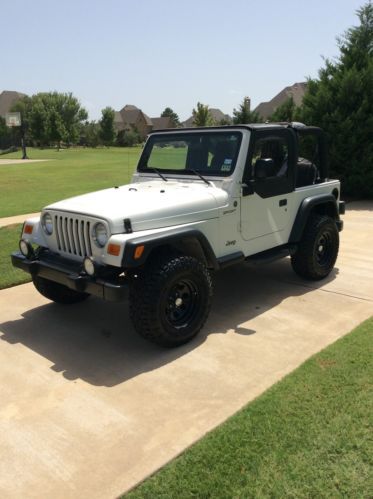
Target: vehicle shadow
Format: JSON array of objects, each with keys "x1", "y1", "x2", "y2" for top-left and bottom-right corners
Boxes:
[{"x1": 0, "y1": 259, "x2": 338, "y2": 387}]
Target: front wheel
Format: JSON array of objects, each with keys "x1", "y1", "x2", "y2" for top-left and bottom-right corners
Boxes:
[
  {"x1": 33, "y1": 276, "x2": 90, "y2": 304},
  {"x1": 291, "y1": 214, "x2": 339, "y2": 280},
  {"x1": 129, "y1": 255, "x2": 213, "y2": 347}
]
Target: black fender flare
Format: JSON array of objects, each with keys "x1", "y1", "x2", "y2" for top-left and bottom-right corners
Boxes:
[
  {"x1": 289, "y1": 194, "x2": 339, "y2": 243},
  {"x1": 122, "y1": 227, "x2": 219, "y2": 270}
]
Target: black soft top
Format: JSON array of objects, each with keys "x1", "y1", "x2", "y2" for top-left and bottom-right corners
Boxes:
[{"x1": 148, "y1": 122, "x2": 322, "y2": 134}]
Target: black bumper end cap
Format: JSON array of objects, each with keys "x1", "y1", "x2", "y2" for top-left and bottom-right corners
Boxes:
[{"x1": 11, "y1": 252, "x2": 128, "y2": 302}]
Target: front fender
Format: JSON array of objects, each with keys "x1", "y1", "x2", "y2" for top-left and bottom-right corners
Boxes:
[
  {"x1": 121, "y1": 227, "x2": 219, "y2": 270},
  {"x1": 20, "y1": 217, "x2": 48, "y2": 247}
]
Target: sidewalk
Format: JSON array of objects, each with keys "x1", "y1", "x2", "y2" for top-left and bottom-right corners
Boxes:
[
  {"x1": 0, "y1": 212, "x2": 40, "y2": 228},
  {"x1": 0, "y1": 159, "x2": 49, "y2": 165}
]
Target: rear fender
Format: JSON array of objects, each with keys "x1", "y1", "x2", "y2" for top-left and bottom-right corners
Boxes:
[{"x1": 289, "y1": 194, "x2": 339, "y2": 243}]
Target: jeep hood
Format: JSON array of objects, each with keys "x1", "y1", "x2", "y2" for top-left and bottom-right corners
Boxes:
[{"x1": 45, "y1": 180, "x2": 229, "y2": 232}]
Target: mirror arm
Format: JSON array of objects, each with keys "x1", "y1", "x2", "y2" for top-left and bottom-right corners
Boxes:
[{"x1": 242, "y1": 180, "x2": 254, "y2": 196}]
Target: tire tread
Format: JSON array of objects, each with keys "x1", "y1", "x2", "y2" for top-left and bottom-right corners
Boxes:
[
  {"x1": 129, "y1": 254, "x2": 212, "y2": 347},
  {"x1": 291, "y1": 214, "x2": 339, "y2": 280}
]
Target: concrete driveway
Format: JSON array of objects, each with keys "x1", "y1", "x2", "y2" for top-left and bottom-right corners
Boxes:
[{"x1": 0, "y1": 201, "x2": 372, "y2": 499}]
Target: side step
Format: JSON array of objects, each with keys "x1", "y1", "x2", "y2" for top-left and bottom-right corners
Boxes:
[{"x1": 245, "y1": 245, "x2": 296, "y2": 265}]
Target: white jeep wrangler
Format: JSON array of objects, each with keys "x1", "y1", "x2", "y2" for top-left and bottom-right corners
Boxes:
[{"x1": 12, "y1": 123, "x2": 344, "y2": 347}]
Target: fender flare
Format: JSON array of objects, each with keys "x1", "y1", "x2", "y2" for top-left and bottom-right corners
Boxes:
[
  {"x1": 122, "y1": 227, "x2": 219, "y2": 270},
  {"x1": 289, "y1": 194, "x2": 339, "y2": 243}
]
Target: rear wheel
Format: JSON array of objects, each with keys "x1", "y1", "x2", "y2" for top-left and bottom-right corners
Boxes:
[
  {"x1": 129, "y1": 254, "x2": 212, "y2": 347},
  {"x1": 33, "y1": 276, "x2": 90, "y2": 304},
  {"x1": 291, "y1": 214, "x2": 339, "y2": 280}
]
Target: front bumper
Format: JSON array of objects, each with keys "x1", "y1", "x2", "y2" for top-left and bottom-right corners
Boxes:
[{"x1": 11, "y1": 251, "x2": 129, "y2": 302}]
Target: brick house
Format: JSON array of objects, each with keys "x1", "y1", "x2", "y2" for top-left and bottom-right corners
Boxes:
[
  {"x1": 0, "y1": 90, "x2": 26, "y2": 118},
  {"x1": 114, "y1": 105, "x2": 153, "y2": 140},
  {"x1": 182, "y1": 108, "x2": 232, "y2": 127},
  {"x1": 150, "y1": 116, "x2": 174, "y2": 130},
  {"x1": 254, "y1": 82, "x2": 307, "y2": 120}
]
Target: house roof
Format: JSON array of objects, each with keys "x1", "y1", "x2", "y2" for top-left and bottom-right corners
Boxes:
[
  {"x1": 182, "y1": 116, "x2": 195, "y2": 127},
  {"x1": 119, "y1": 104, "x2": 152, "y2": 126},
  {"x1": 119, "y1": 105, "x2": 141, "y2": 125},
  {"x1": 254, "y1": 82, "x2": 307, "y2": 119},
  {"x1": 0, "y1": 90, "x2": 27, "y2": 117},
  {"x1": 142, "y1": 112, "x2": 153, "y2": 126},
  {"x1": 114, "y1": 111, "x2": 127, "y2": 130},
  {"x1": 123, "y1": 105, "x2": 138, "y2": 111},
  {"x1": 209, "y1": 108, "x2": 232, "y2": 123},
  {"x1": 182, "y1": 107, "x2": 231, "y2": 127},
  {"x1": 151, "y1": 116, "x2": 174, "y2": 130}
]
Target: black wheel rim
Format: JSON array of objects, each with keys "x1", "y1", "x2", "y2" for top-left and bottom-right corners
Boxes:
[
  {"x1": 315, "y1": 230, "x2": 333, "y2": 266},
  {"x1": 164, "y1": 279, "x2": 199, "y2": 329}
]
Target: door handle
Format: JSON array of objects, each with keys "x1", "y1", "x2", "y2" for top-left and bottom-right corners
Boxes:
[{"x1": 279, "y1": 199, "x2": 287, "y2": 207}]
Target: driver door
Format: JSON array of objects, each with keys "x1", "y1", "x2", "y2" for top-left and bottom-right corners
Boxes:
[{"x1": 240, "y1": 128, "x2": 295, "y2": 248}]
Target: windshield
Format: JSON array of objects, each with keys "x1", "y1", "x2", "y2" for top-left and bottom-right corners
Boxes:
[{"x1": 138, "y1": 131, "x2": 242, "y2": 177}]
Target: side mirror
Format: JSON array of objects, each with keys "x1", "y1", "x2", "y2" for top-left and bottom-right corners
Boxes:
[{"x1": 255, "y1": 158, "x2": 274, "y2": 179}]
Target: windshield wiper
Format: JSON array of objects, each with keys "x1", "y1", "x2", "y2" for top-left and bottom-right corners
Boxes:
[
  {"x1": 147, "y1": 167, "x2": 168, "y2": 182},
  {"x1": 184, "y1": 169, "x2": 211, "y2": 186}
]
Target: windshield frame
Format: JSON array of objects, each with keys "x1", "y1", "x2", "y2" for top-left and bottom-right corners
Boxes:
[{"x1": 137, "y1": 130, "x2": 243, "y2": 178}]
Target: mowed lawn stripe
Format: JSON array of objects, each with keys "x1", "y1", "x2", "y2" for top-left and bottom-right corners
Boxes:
[
  {"x1": 0, "y1": 147, "x2": 141, "y2": 217},
  {"x1": 126, "y1": 318, "x2": 373, "y2": 499}
]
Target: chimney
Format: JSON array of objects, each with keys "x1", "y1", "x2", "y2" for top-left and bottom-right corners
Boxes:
[{"x1": 244, "y1": 96, "x2": 251, "y2": 111}]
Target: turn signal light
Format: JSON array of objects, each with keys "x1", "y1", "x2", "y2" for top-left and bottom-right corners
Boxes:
[
  {"x1": 107, "y1": 243, "x2": 121, "y2": 256},
  {"x1": 24, "y1": 224, "x2": 33, "y2": 234},
  {"x1": 134, "y1": 245, "x2": 145, "y2": 260}
]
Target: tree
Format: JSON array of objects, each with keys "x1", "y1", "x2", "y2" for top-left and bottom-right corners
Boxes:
[
  {"x1": 192, "y1": 102, "x2": 214, "y2": 126},
  {"x1": 116, "y1": 129, "x2": 140, "y2": 147},
  {"x1": 79, "y1": 121, "x2": 100, "y2": 147},
  {"x1": 269, "y1": 97, "x2": 297, "y2": 122},
  {"x1": 99, "y1": 107, "x2": 116, "y2": 146},
  {"x1": 299, "y1": 2, "x2": 373, "y2": 197},
  {"x1": 218, "y1": 117, "x2": 232, "y2": 126},
  {"x1": 232, "y1": 97, "x2": 262, "y2": 124},
  {"x1": 12, "y1": 92, "x2": 87, "y2": 147},
  {"x1": 161, "y1": 107, "x2": 180, "y2": 126}
]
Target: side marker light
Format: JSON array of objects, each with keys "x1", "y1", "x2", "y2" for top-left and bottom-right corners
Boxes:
[{"x1": 134, "y1": 245, "x2": 145, "y2": 260}]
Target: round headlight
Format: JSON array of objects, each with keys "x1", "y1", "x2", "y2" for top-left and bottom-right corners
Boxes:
[
  {"x1": 93, "y1": 222, "x2": 108, "y2": 247},
  {"x1": 41, "y1": 212, "x2": 53, "y2": 235}
]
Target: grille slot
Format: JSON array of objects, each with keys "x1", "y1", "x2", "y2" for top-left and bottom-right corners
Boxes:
[{"x1": 55, "y1": 215, "x2": 93, "y2": 257}]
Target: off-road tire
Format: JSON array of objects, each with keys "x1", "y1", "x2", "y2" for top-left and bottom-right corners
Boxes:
[
  {"x1": 291, "y1": 214, "x2": 339, "y2": 280},
  {"x1": 33, "y1": 276, "x2": 90, "y2": 304},
  {"x1": 129, "y1": 254, "x2": 213, "y2": 347}
]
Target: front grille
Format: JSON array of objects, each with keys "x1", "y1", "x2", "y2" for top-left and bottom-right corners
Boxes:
[{"x1": 54, "y1": 215, "x2": 93, "y2": 257}]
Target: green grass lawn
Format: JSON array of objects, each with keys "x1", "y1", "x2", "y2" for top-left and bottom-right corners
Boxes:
[
  {"x1": 0, "y1": 224, "x2": 31, "y2": 290},
  {"x1": 126, "y1": 318, "x2": 373, "y2": 498},
  {"x1": 0, "y1": 147, "x2": 140, "y2": 217}
]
